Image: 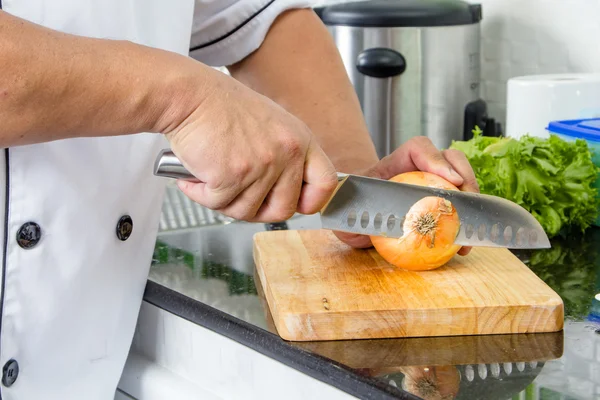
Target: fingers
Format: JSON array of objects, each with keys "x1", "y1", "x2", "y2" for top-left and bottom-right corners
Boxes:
[
  {"x1": 216, "y1": 169, "x2": 281, "y2": 221},
  {"x1": 441, "y1": 148, "x2": 479, "y2": 257},
  {"x1": 176, "y1": 179, "x2": 246, "y2": 215},
  {"x1": 178, "y1": 138, "x2": 336, "y2": 222},
  {"x1": 296, "y1": 139, "x2": 339, "y2": 215},
  {"x1": 250, "y1": 159, "x2": 305, "y2": 222},
  {"x1": 333, "y1": 230, "x2": 373, "y2": 249},
  {"x1": 374, "y1": 137, "x2": 464, "y2": 187},
  {"x1": 177, "y1": 159, "x2": 256, "y2": 211},
  {"x1": 407, "y1": 137, "x2": 464, "y2": 187},
  {"x1": 442, "y1": 149, "x2": 480, "y2": 193},
  {"x1": 457, "y1": 247, "x2": 471, "y2": 256}
]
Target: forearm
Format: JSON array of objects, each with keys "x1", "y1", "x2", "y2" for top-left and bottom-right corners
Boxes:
[
  {"x1": 227, "y1": 8, "x2": 379, "y2": 174},
  {"x1": 0, "y1": 10, "x2": 207, "y2": 147}
]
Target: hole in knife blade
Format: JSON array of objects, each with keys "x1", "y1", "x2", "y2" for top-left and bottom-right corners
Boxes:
[
  {"x1": 529, "y1": 230, "x2": 538, "y2": 246},
  {"x1": 387, "y1": 214, "x2": 396, "y2": 231},
  {"x1": 490, "y1": 224, "x2": 500, "y2": 243},
  {"x1": 465, "y1": 224, "x2": 474, "y2": 239},
  {"x1": 360, "y1": 211, "x2": 369, "y2": 229},
  {"x1": 516, "y1": 227, "x2": 526, "y2": 246},
  {"x1": 347, "y1": 210, "x2": 357, "y2": 227},
  {"x1": 503, "y1": 226, "x2": 513, "y2": 244},
  {"x1": 373, "y1": 213, "x2": 382, "y2": 230},
  {"x1": 477, "y1": 224, "x2": 487, "y2": 241}
]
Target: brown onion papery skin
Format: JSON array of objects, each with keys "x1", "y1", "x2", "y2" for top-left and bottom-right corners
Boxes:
[{"x1": 370, "y1": 172, "x2": 461, "y2": 271}]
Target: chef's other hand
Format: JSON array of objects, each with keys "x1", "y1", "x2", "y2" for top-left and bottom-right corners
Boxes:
[
  {"x1": 163, "y1": 70, "x2": 338, "y2": 223},
  {"x1": 334, "y1": 136, "x2": 479, "y2": 254}
]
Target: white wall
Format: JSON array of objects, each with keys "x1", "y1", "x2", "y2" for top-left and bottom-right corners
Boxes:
[
  {"x1": 476, "y1": 0, "x2": 600, "y2": 129},
  {"x1": 312, "y1": 0, "x2": 600, "y2": 129}
]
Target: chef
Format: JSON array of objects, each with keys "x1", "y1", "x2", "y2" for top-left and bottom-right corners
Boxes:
[{"x1": 0, "y1": 0, "x2": 478, "y2": 399}]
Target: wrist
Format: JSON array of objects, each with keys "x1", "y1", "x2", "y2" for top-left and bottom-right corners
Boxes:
[{"x1": 124, "y1": 42, "x2": 215, "y2": 137}]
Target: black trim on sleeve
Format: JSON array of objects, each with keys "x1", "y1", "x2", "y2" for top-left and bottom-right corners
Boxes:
[
  {"x1": 189, "y1": 0, "x2": 276, "y2": 52},
  {"x1": 0, "y1": 149, "x2": 9, "y2": 400}
]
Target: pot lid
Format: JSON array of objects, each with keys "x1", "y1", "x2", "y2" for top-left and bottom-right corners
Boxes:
[{"x1": 319, "y1": 0, "x2": 482, "y2": 28}]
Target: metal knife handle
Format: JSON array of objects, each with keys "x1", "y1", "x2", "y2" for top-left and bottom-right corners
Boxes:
[
  {"x1": 153, "y1": 149, "x2": 200, "y2": 182},
  {"x1": 153, "y1": 148, "x2": 348, "y2": 182}
]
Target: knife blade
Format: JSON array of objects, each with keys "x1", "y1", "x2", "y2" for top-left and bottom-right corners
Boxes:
[{"x1": 153, "y1": 149, "x2": 550, "y2": 249}]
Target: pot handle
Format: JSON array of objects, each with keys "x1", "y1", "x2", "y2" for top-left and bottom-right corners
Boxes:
[{"x1": 356, "y1": 48, "x2": 406, "y2": 78}]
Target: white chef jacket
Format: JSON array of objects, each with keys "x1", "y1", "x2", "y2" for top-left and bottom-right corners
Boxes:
[{"x1": 0, "y1": 0, "x2": 311, "y2": 399}]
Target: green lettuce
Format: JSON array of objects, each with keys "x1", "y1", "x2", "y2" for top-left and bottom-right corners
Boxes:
[{"x1": 449, "y1": 127, "x2": 600, "y2": 237}]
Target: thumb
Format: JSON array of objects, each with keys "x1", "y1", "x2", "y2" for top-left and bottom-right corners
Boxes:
[{"x1": 296, "y1": 139, "x2": 338, "y2": 215}]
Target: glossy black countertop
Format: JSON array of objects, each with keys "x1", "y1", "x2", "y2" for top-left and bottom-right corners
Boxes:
[{"x1": 146, "y1": 205, "x2": 600, "y2": 400}]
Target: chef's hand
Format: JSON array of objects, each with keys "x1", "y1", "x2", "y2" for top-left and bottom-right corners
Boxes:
[
  {"x1": 334, "y1": 136, "x2": 479, "y2": 255},
  {"x1": 163, "y1": 70, "x2": 339, "y2": 222}
]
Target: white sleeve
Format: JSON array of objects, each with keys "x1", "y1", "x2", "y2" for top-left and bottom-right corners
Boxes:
[{"x1": 190, "y1": 0, "x2": 314, "y2": 67}]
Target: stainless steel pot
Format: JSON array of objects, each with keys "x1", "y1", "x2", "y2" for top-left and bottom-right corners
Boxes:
[{"x1": 318, "y1": 0, "x2": 487, "y2": 157}]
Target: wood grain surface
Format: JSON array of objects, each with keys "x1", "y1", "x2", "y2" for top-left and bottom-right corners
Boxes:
[
  {"x1": 254, "y1": 270, "x2": 564, "y2": 370},
  {"x1": 253, "y1": 229, "x2": 564, "y2": 342}
]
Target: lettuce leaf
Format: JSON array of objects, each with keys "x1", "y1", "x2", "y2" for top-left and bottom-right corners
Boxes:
[{"x1": 449, "y1": 128, "x2": 600, "y2": 237}]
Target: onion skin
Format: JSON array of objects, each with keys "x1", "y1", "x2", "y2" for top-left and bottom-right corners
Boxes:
[
  {"x1": 401, "y1": 365, "x2": 461, "y2": 400},
  {"x1": 370, "y1": 171, "x2": 461, "y2": 271}
]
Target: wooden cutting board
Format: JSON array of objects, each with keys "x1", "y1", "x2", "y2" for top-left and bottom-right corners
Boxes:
[
  {"x1": 254, "y1": 269, "x2": 564, "y2": 369},
  {"x1": 253, "y1": 229, "x2": 564, "y2": 342}
]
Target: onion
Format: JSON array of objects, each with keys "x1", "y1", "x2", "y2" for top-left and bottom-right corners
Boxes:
[
  {"x1": 370, "y1": 171, "x2": 461, "y2": 271},
  {"x1": 401, "y1": 365, "x2": 461, "y2": 400}
]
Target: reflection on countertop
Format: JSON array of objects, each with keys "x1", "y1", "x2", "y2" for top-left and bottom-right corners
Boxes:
[{"x1": 148, "y1": 210, "x2": 600, "y2": 400}]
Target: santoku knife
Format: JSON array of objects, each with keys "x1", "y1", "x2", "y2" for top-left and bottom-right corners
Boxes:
[{"x1": 153, "y1": 149, "x2": 550, "y2": 249}]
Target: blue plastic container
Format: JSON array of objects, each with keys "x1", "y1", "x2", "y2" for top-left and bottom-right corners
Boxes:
[{"x1": 547, "y1": 118, "x2": 600, "y2": 227}]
